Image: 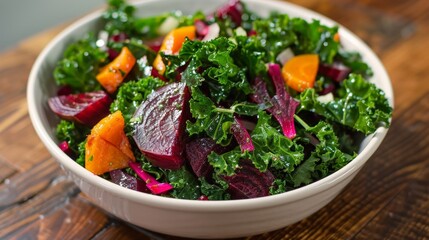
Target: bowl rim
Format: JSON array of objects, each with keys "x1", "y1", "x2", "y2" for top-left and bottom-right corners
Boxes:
[{"x1": 27, "y1": 0, "x2": 393, "y2": 212}]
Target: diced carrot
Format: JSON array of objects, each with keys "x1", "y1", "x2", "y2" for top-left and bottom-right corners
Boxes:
[
  {"x1": 85, "y1": 135, "x2": 131, "y2": 175},
  {"x1": 85, "y1": 111, "x2": 135, "y2": 175},
  {"x1": 153, "y1": 26, "x2": 196, "y2": 76},
  {"x1": 333, "y1": 32, "x2": 340, "y2": 42},
  {"x1": 91, "y1": 111, "x2": 135, "y2": 161},
  {"x1": 281, "y1": 54, "x2": 319, "y2": 92},
  {"x1": 96, "y1": 47, "x2": 136, "y2": 94}
]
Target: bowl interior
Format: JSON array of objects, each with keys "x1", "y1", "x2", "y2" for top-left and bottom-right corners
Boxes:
[{"x1": 27, "y1": 0, "x2": 393, "y2": 210}]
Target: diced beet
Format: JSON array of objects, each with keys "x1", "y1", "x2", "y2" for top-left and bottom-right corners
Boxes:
[
  {"x1": 185, "y1": 137, "x2": 224, "y2": 178},
  {"x1": 151, "y1": 67, "x2": 167, "y2": 81},
  {"x1": 58, "y1": 141, "x2": 73, "y2": 157},
  {"x1": 216, "y1": 0, "x2": 243, "y2": 26},
  {"x1": 48, "y1": 90, "x2": 112, "y2": 127},
  {"x1": 110, "y1": 169, "x2": 150, "y2": 193},
  {"x1": 133, "y1": 82, "x2": 190, "y2": 169},
  {"x1": 231, "y1": 117, "x2": 254, "y2": 152},
  {"x1": 224, "y1": 160, "x2": 274, "y2": 199},
  {"x1": 56, "y1": 85, "x2": 73, "y2": 96},
  {"x1": 107, "y1": 48, "x2": 119, "y2": 61},
  {"x1": 145, "y1": 36, "x2": 164, "y2": 53},
  {"x1": 320, "y1": 81, "x2": 336, "y2": 95},
  {"x1": 111, "y1": 32, "x2": 128, "y2": 42},
  {"x1": 318, "y1": 62, "x2": 351, "y2": 82},
  {"x1": 247, "y1": 29, "x2": 257, "y2": 36},
  {"x1": 195, "y1": 19, "x2": 209, "y2": 39},
  {"x1": 198, "y1": 195, "x2": 209, "y2": 200}
]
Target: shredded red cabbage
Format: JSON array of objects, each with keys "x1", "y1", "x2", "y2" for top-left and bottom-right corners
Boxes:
[
  {"x1": 231, "y1": 116, "x2": 255, "y2": 152},
  {"x1": 129, "y1": 161, "x2": 173, "y2": 194},
  {"x1": 251, "y1": 64, "x2": 299, "y2": 139}
]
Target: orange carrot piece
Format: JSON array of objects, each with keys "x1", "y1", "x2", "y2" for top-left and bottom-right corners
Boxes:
[
  {"x1": 153, "y1": 25, "x2": 196, "y2": 75},
  {"x1": 91, "y1": 111, "x2": 135, "y2": 161},
  {"x1": 85, "y1": 111, "x2": 135, "y2": 175},
  {"x1": 333, "y1": 32, "x2": 340, "y2": 42},
  {"x1": 281, "y1": 54, "x2": 319, "y2": 92},
  {"x1": 96, "y1": 47, "x2": 136, "y2": 94},
  {"x1": 85, "y1": 135, "x2": 131, "y2": 175}
]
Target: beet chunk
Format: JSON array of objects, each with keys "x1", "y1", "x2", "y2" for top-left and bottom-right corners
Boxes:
[
  {"x1": 48, "y1": 90, "x2": 112, "y2": 127},
  {"x1": 110, "y1": 169, "x2": 150, "y2": 193},
  {"x1": 133, "y1": 82, "x2": 190, "y2": 169},
  {"x1": 224, "y1": 160, "x2": 275, "y2": 199},
  {"x1": 185, "y1": 137, "x2": 228, "y2": 177}
]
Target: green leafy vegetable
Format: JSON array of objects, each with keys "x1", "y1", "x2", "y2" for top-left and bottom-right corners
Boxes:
[
  {"x1": 56, "y1": 120, "x2": 90, "y2": 156},
  {"x1": 170, "y1": 37, "x2": 252, "y2": 103},
  {"x1": 53, "y1": 34, "x2": 107, "y2": 92},
  {"x1": 186, "y1": 87, "x2": 261, "y2": 145},
  {"x1": 299, "y1": 74, "x2": 392, "y2": 134},
  {"x1": 200, "y1": 177, "x2": 231, "y2": 200},
  {"x1": 208, "y1": 112, "x2": 304, "y2": 176},
  {"x1": 249, "y1": 111, "x2": 304, "y2": 173},
  {"x1": 167, "y1": 167, "x2": 201, "y2": 200},
  {"x1": 103, "y1": 0, "x2": 137, "y2": 35},
  {"x1": 291, "y1": 120, "x2": 355, "y2": 187}
]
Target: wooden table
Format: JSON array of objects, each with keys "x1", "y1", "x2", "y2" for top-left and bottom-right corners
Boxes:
[{"x1": 1, "y1": 0, "x2": 428, "y2": 239}]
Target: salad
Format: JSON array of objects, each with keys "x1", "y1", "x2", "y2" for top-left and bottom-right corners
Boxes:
[{"x1": 49, "y1": 0, "x2": 392, "y2": 200}]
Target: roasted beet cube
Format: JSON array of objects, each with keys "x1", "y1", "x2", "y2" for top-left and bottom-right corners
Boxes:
[
  {"x1": 224, "y1": 160, "x2": 275, "y2": 199},
  {"x1": 110, "y1": 169, "x2": 150, "y2": 193},
  {"x1": 132, "y1": 82, "x2": 190, "y2": 169},
  {"x1": 185, "y1": 137, "x2": 229, "y2": 178},
  {"x1": 48, "y1": 90, "x2": 112, "y2": 127}
]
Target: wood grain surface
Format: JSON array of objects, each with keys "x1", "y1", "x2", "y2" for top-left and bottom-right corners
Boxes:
[{"x1": 1, "y1": 0, "x2": 428, "y2": 239}]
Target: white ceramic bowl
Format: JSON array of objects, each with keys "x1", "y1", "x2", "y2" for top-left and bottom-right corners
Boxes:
[{"x1": 27, "y1": 0, "x2": 393, "y2": 238}]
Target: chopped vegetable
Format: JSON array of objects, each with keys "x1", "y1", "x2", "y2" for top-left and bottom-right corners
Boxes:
[
  {"x1": 53, "y1": 34, "x2": 107, "y2": 93},
  {"x1": 223, "y1": 160, "x2": 275, "y2": 199},
  {"x1": 282, "y1": 54, "x2": 319, "y2": 92},
  {"x1": 185, "y1": 137, "x2": 227, "y2": 177},
  {"x1": 230, "y1": 117, "x2": 254, "y2": 152},
  {"x1": 110, "y1": 76, "x2": 165, "y2": 133},
  {"x1": 129, "y1": 161, "x2": 173, "y2": 194},
  {"x1": 299, "y1": 74, "x2": 392, "y2": 134},
  {"x1": 153, "y1": 25, "x2": 196, "y2": 75},
  {"x1": 96, "y1": 46, "x2": 136, "y2": 94},
  {"x1": 110, "y1": 169, "x2": 150, "y2": 193},
  {"x1": 318, "y1": 62, "x2": 351, "y2": 82},
  {"x1": 85, "y1": 111, "x2": 135, "y2": 175},
  {"x1": 49, "y1": 90, "x2": 112, "y2": 127},
  {"x1": 132, "y1": 82, "x2": 190, "y2": 169}
]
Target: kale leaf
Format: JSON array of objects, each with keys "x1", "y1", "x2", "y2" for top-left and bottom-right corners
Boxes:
[
  {"x1": 291, "y1": 120, "x2": 355, "y2": 187},
  {"x1": 251, "y1": 13, "x2": 339, "y2": 64},
  {"x1": 167, "y1": 167, "x2": 201, "y2": 200},
  {"x1": 170, "y1": 37, "x2": 252, "y2": 103},
  {"x1": 55, "y1": 120, "x2": 90, "y2": 159},
  {"x1": 249, "y1": 111, "x2": 304, "y2": 172},
  {"x1": 207, "y1": 111, "x2": 304, "y2": 176},
  {"x1": 186, "y1": 87, "x2": 261, "y2": 145},
  {"x1": 103, "y1": 0, "x2": 137, "y2": 36},
  {"x1": 299, "y1": 74, "x2": 392, "y2": 134},
  {"x1": 53, "y1": 34, "x2": 107, "y2": 92},
  {"x1": 200, "y1": 177, "x2": 231, "y2": 200}
]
